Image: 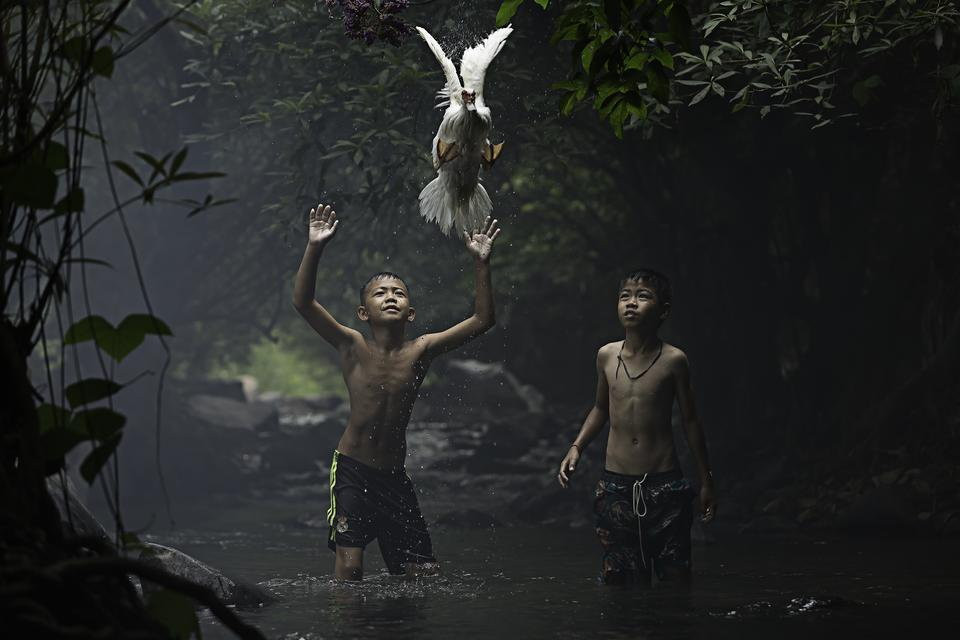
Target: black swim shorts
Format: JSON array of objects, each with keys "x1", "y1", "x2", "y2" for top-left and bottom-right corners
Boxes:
[
  {"x1": 594, "y1": 468, "x2": 694, "y2": 583},
  {"x1": 326, "y1": 450, "x2": 436, "y2": 574}
]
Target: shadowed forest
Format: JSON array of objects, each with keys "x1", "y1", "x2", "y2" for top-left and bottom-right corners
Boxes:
[{"x1": 2, "y1": 0, "x2": 959, "y2": 638}]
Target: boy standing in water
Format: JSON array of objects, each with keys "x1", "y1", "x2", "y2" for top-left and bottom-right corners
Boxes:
[
  {"x1": 293, "y1": 203, "x2": 501, "y2": 580},
  {"x1": 557, "y1": 269, "x2": 716, "y2": 585}
]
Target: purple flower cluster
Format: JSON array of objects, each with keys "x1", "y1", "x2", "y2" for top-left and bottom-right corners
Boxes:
[{"x1": 323, "y1": 0, "x2": 411, "y2": 47}]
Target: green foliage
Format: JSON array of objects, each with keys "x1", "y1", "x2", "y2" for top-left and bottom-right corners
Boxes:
[
  {"x1": 79, "y1": 432, "x2": 123, "y2": 484},
  {"x1": 146, "y1": 589, "x2": 203, "y2": 640},
  {"x1": 1, "y1": 0, "x2": 231, "y2": 497},
  {"x1": 500, "y1": 0, "x2": 692, "y2": 136},
  {"x1": 65, "y1": 378, "x2": 125, "y2": 408},
  {"x1": 503, "y1": 0, "x2": 960, "y2": 132},
  {"x1": 208, "y1": 333, "x2": 347, "y2": 398},
  {"x1": 37, "y1": 403, "x2": 128, "y2": 480},
  {"x1": 65, "y1": 314, "x2": 173, "y2": 363}
]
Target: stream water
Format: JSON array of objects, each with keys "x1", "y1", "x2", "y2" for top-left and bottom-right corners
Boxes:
[{"x1": 150, "y1": 508, "x2": 960, "y2": 639}]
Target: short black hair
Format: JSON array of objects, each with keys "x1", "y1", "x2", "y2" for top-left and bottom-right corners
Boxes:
[
  {"x1": 620, "y1": 268, "x2": 671, "y2": 305},
  {"x1": 360, "y1": 271, "x2": 409, "y2": 305}
]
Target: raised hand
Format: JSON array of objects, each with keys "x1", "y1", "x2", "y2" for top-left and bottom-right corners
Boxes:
[
  {"x1": 463, "y1": 216, "x2": 501, "y2": 262},
  {"x1": 308, "y1": 203, "x2": 339, "y2": 246}
]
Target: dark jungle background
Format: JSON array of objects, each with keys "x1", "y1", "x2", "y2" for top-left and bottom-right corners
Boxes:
[{"x1": 2, "y1": 1, "x2": 958, "y2": 638}]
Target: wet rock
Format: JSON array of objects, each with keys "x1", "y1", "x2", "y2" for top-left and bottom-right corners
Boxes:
[
  {"x1": 119, "y1": 403, "x2": 262, "y2": 502},
  {"x1": 186, "y1": 395, "x2": 279, "y2": 433},
  {"x1": 434, "y1": 509, "x2": 502, "y2": 529},
  {"x1": 261, "y1": 394, "x2": 343, "y2": 413},
  {"x1": 46, "y1": 475, "x2": 110, "y2": 543},
  {"x1": 421, "y1": 359, "x2": 545, "y2": 422},
  {"x1": 290, "y1": 512, "x2": 330, "y2": 529},
  {"x1": 835, "y1": 486, "x2": 918, "y2": 531},
  {"x1": 259, "y1": 421, "x2": 344, "y2": 474},
  {"x1": 139, "y1": 543, "x2": 273, "y2": 609},
  {"x1": 169, "y1": 378, "x2": 247, "y2": 402}
]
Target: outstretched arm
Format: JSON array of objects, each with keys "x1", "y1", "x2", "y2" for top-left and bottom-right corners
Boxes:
[
  {"x1": 674, "y1": 353, "x2": 716, "y2": 523},
  {"x1": 419, "y1": 217, "x2": 501, "y2": 359},
  {"x1": 292, "y1": 203, "x2": 361, "y2": 350},
  {"x1": 558, "y1": 349, "x2": 610, "y2": 487}
]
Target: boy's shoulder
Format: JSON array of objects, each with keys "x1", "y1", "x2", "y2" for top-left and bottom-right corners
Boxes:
[
  {"x1": 597, "y1": 341, "x2": 622, "y2": 356},
  {"x1": 661, "y1": 341, "x2": 687, "y2": 360},
  {"x1": 595, "y1": 341, "x2": 621, "y2": 365}
]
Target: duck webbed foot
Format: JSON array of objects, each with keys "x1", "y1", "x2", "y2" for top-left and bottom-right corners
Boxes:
[
  {"x1": 481, "y1": 141, "x2": 504, "y2": 170},
  {"x1": 436, "y1": 139, "x2": 461, "y2": 168}
]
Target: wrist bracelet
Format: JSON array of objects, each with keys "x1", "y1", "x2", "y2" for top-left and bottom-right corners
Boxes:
[{"x1": 570, "y1": 443, "x2": 581, "y2": 453}]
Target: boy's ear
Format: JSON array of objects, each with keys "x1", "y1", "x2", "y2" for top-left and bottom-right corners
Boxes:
[
  {"x1": 357, "y1": 305, "x2": 369, "y2": 322},
  {"x1": 659, "y1": 302, "x2": 671, "y2": 321},
  {"x1": 406, "y1": 307, "x2": 416, "y2": 323}
]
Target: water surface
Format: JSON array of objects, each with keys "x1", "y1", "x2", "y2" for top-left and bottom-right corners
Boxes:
[{"x1": 154, "y1": 516, "x2": 959, "y2": 639}]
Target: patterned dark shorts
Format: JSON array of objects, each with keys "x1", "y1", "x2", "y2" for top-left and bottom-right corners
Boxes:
[{"x1": 594, "y1": 468, "x2": 693, "y2": 583}]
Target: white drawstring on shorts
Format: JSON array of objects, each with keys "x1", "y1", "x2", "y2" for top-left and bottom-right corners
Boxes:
[{"x1": 632, "y1": 474, "x2": 649, "y2": 569}]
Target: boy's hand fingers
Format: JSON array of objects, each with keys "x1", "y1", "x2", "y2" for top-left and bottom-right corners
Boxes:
[
  {"x1": 701, "y1": 501, "x2": 716, "y2": 523},
  {"x1": 490, "y1": 228, "x2": 501, "y2": 243}
]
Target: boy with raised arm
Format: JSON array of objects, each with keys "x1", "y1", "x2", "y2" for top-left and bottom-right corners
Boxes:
[
  {"x1": 292, "y1": 203, "x2": 501, "y2": 581},
  {"x1": 557, "y1": 269, "x2": 716, "y2": 585}
]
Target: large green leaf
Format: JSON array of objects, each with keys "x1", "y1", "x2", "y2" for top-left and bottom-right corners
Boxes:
[
  {"x1": 145, "y1": 589, "x2": 202, "y2": 640},
  {"x1": 71, "y1": 407, "x2": 126, "y2": 440},
  {"x1": 645, "y1": 61, "x2": 670, "y2": 103},
  {"x1": 668, "y1": 2, "x2": 692, "y2": 51},
  {"x1": 108, "y1": 313, "x2": 173, "y2": 361},
  {"x1": 496, "y1": 0, "x2": 525, "y2": 27},
  {"x1": 36, "y1": 403, "x2": 72, "y2": 433},
  {"x1": 65, "y1": 378, "x2": 124, "y2": 408},
  {"x1": 1, "y1": 163, "x2": 58, "y2": 209},
  {"x1": 54, "y1": 187, "x2": 85, "y2": 214},
  {"x1": 80, "y1": 432, "x2": 122, "y2": 484},
  {"x1": 581, "y1": 38, "x2": 600, "y2": 74},
  {"x1": 64, "y1": 315, "x2": 115, "y2": 346},
  {"x1": 64, "y1": 314, "x2": 172, "y2": 362},
  {"x1": 40, "y1": 424, "x2": 88, "y2": 462},
  {"x1": 44, "y1": 141, "x2": 69, "y2": 171},
  {"x1": 92, "y1": 46, "x2": 114, "y2": 77}
]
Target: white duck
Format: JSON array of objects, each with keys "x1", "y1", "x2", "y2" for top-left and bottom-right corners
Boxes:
[{"x1": 415, "y1": 25, "x2": 513, "y2": 237}]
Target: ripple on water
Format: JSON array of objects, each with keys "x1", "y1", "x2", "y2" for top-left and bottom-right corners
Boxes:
[
  {"x1": 716, "y1": 595, "x2": 861, "y2": 619},
  {"x1": 260, "y1": 570, "x2": 485, "y2": 601}
]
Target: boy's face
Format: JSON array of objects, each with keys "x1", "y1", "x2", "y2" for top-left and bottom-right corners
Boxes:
[
  {"x1": 357, "y1": 277, "x2": 415, "y2": 325},
  {"x1": 617, "y1": 279, "x2": 669, "y2": 328}
]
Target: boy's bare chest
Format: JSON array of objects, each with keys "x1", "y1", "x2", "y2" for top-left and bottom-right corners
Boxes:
[
  {"x1": 345, "y1": 348, "x2": 427, "y2": 393},
  {"x1": 605, "y1": 362, "x2": 674, "y2": 407}
]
